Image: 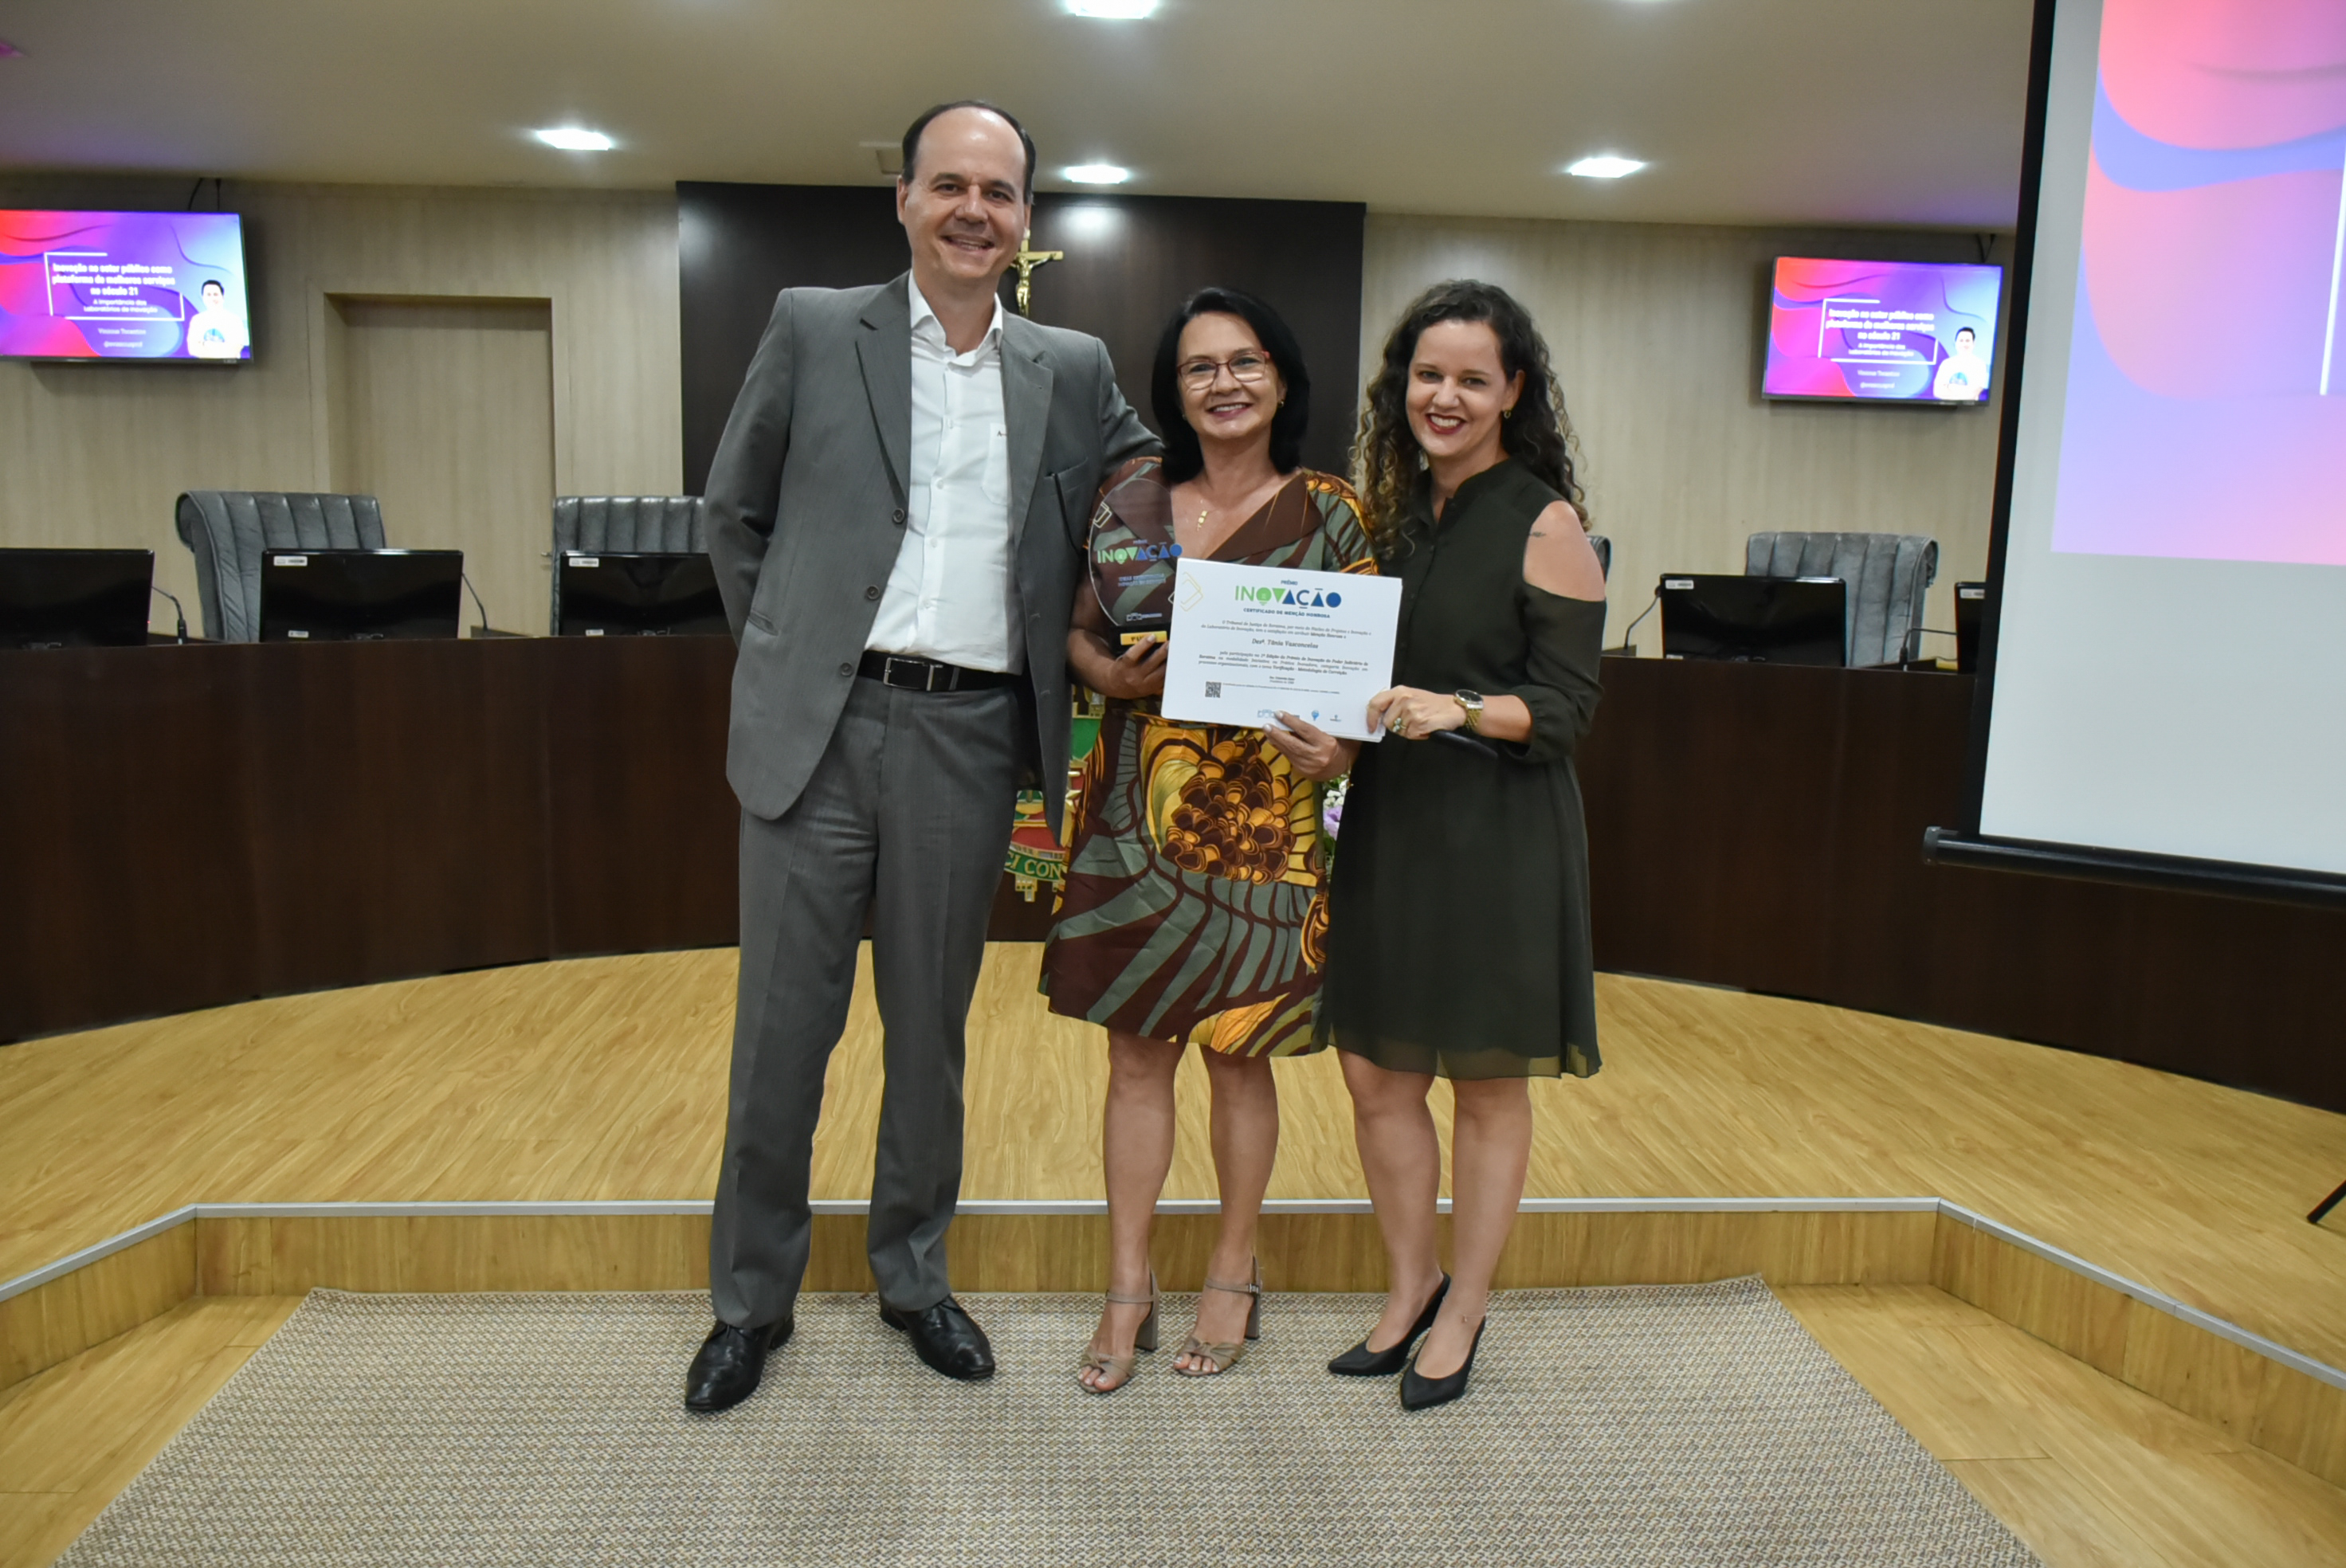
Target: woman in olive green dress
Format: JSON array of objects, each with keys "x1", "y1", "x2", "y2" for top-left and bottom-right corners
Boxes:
[
  {"x1": 1320, "y1": 280, "x2": 1609, "y2": 1410},
  {"x1": 1044, "y1": 288, "x2": 1375, "y2": 1392}
]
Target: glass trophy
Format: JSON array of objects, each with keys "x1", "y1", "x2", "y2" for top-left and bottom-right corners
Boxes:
[{"x1": 1088, "y1": 468, "x2": 1181, "y2": 645}]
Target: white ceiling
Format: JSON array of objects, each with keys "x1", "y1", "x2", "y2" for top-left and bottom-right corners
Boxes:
[{"x1": 0, "y1": 0, "x2": 2035, "y2": 228}]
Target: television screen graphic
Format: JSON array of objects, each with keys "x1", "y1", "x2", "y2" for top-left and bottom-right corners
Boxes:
[
  {"x1": 2049, "y1": 0, "x2": 2346, "y2": 567},
  {"x1": 1763, "y1": 257, "x2": 2003, "y2": 402},
  {"x1": 0, "y1": 210, "x2": 250, "y2": 362}
]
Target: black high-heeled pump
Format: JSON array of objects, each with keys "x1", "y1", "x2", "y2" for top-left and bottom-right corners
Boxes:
[
  {"x1": 1399, "y1": 1315, "x2": 1485, "y2": 1411},
  {"x1": 1326, "y1": 1274, "x2": 1449, "y2": 1377}
]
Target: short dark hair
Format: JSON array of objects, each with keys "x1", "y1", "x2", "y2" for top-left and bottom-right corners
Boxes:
[
  {"x1": 900, "y1": 100, "x2": 1037, "y2": 201},
  {"x1": 1955, "y1": 326, "x2": 1976, "y2": 340},
  {"x1": 1151, "y1": 288, "x2": 1311, "y2": 484},
  {"x1": 200, "y1": 279, "x2": 224, "y2": 296}
]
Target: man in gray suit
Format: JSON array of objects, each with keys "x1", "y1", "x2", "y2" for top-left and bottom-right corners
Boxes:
[{"x1": 686, "y1": 100, "x2": 1157, "y2": 1411}]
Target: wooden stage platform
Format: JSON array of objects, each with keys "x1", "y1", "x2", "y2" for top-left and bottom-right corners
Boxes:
[{"x1": 3, "y1": 948, "x2": 2344, "y2": 1565}]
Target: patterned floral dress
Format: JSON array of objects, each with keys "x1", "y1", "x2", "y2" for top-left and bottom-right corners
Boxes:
[{"x1": 1042, "y1": 459, "x2": 1378, "y2": 1056}]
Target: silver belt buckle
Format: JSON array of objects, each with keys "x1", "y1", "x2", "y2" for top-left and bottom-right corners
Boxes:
[{"x1": 882, "y1": 654, "x2": 920, "y2": 690}]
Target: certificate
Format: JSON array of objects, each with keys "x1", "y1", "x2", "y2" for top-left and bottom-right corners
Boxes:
[{"x1": 1159, "y1": 557, "x2": 1402, "y2": 740}]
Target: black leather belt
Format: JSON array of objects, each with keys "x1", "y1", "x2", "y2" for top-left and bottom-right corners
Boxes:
[{"x1": 857, "y1": 651, "x2": 1018, "y2": 693}]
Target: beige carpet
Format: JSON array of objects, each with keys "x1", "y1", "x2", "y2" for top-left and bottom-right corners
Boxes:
[{"x1": 59, "y1": 1277, "x2": 2034, "y2": 1566}]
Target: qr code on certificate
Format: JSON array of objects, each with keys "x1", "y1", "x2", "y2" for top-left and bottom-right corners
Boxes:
[{"x1": 1203, "y1": 681, "x2": 1222, "y2": 699}]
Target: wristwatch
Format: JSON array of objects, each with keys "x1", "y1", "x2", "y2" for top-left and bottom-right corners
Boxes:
[{"x1": 1454, "y1": 689, "x2": 1485, "y2": 733}]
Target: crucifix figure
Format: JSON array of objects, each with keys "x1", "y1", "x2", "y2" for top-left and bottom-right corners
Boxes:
[{"x1": 1010, "y1": 229, "x2": 1064, "y2": 317}]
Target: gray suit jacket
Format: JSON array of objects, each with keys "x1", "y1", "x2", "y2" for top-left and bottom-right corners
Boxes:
[{"x1": 704, "y1": 274, "x2": 1157, "y2": 835}]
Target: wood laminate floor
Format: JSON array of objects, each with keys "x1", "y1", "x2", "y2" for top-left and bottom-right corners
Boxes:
[
  {"x1": 4, "y1": 946, "x2": 2340, "y2": 1367},
  {"x1": 3, "y1": 948, "x2": 2345, "y2": 1563}
]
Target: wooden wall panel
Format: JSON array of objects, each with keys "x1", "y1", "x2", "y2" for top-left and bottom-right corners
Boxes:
[
  {"x1": 1932, "y1": 1216, "x2": 2346, "y2": 1491},
  {"x1": 196, "y1": 1215, "x2": 710, "y2": 1296},
  {"x1": 0, "y1": 1225, "x2": 193, "y2": 1390},
  {"x1": 1362, "y1": 214, "x2": 2007, "y2": 654},
  {"x1": 0, "y1": 176, "x2": 681, "y2": 637},
  {"x1": 1495, "y1": 1210, "x2": 1937, "y2": 1292},
  {"x1": 678, "y1": 184, "x2": 1366, "y2": 492},
  {"x1": 543, "y1": 637, "x2": 739, "y2": 955},
  {"x1": 329, "y1": 297, "x2": 557, "y2": 636},
  {"x1": 172, "y1": 1208, "x2": 1936, "y2": 1303},
  {"x1": 1932, "y1": 1218, "x2": 2132, "y2": 1378},
  {"x1": 1576, "y1": 658, "x2": 2346, "y2": 1109}
]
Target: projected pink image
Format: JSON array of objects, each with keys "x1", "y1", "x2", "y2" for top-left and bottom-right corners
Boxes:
[{"x1": 2053, "y1": 0, "x2": 2346, "y2": 566}]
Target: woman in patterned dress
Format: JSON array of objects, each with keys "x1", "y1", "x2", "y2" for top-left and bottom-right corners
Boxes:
[{"x1": 1044, "y1": 288, "x2": 1375, "y2": 1393}]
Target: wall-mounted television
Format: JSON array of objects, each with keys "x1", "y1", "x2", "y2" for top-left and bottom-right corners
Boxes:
[
  {"x1": 1763, "y1": 257, "x2": 2000, "y2": 404},
  {"x1": 0, "y1": 210, "x2": 250, "y2": 363}
]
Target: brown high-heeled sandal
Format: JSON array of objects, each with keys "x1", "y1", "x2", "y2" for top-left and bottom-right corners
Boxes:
[
  {"x1": 1079, "y1": 1272, "x2": 1158, "y2": 1394},
  {"x1": 1176, "y1": 1258, "x2": 1261, "y2": 1377}
]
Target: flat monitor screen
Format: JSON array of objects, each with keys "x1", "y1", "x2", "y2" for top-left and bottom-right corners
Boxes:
[
  {"x1": 555, "y1": 552, "x2": 728, "y2": 637},
  {"x1": 0, "y1": 210, "x2": 251, "y2": 362},
  {"x1": 1763, "y1": 257, "x2": 2003, "y2": 403},
  {"x1": 0, "y1": 548, "x2": 154, "y2": 649},
  {"x1": 1658, "y1": 574, "x2": 1847, "y2": 667},
  {"x1": 259, "y1": 551, "x2": 462, "y2": 642}
]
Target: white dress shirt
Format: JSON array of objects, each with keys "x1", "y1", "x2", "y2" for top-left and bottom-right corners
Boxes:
[{"x1": 865, "y1": 277, "x2": 1022, "y2": 672}]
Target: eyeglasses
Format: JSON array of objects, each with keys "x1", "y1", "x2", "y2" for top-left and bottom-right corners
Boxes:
[{"x1": 1176, "y1": 351, "x2": 1273, "y2": 391}]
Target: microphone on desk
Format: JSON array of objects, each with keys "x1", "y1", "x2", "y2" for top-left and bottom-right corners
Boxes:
[
  {"x1": 461, "y1": 573, "x2": 493, "y2": 639},
  {"x1": 1610, "y1": 591, "x2": 1659, "y2": 657},
  {"x1": 150, "y1": 585, "x2": 188, "y2": 644},
  {"x1": 1899, "y1": 626, "x2": 1960, "y2": 664}
]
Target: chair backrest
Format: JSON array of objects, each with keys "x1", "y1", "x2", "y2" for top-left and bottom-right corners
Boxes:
[
  {"x1": 175, "y1": 491, "x2": 386, "y2": 642},
  {"x1": 551, "y1": 497, "x2": 706, "y2": 630},
  {"x1": 1744, "y1": 531, "x2": 1938, "y2": 668},
  {"x1": 1586, "y1": 532, "x2": 1612, "y2": 582},
  {"x1": 551, "y1": 496, "x2": 704, "y2": 555}
]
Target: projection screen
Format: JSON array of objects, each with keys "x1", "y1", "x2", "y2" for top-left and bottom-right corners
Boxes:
[{"x1": 1937, "y1": 0, "x2": 2346, "y2": 899}]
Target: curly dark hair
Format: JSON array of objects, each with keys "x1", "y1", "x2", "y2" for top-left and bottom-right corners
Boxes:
[
  {"x1": 1353, "y1": 279, "x2": 1586, "y2": 557},
  {"x1": 1151, "y1": 287, "x2": 1310, "y2": 484}
]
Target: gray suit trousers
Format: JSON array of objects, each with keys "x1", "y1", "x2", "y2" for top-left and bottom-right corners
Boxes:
[{"x1": 708, "y1": 676, "x2": 1023, "y2": 1328}]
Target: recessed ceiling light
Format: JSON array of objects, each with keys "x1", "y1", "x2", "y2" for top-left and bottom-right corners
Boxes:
[
  {"x1": 1062, "y1": 164, "x2": 1131, "y2": 185},
  {"x1": 534, "y1": 127, "x2": 615, "y2": 152},
  {"x1": 1566, "y1": 155, "x2": 1646, "y2": 179},
  {"x1": 1065, "y1": 0, "x2": 1155, "y2": 16}
]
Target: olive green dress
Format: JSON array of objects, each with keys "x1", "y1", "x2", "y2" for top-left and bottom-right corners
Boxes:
[{"x1": 1320, "y1": 459, "x2": 1606, "y2": 1080}]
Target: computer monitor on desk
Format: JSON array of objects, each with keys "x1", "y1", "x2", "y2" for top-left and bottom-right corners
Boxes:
[
  {"x1": 554, "y1": 552, "x2": 727, "y2": 637},
  {"x1": 259, "y1": 550, "x2": 462, "y2": 641},
  {"x1": 1952, "y1": 582, "x2": 1987, "y2": 674},
  {"x1": 1658, "y1": 574, "x2": 1846, "y2": 666},
  {"x1": 0, "y1": 548, "x2": 154, "y2": 649}
]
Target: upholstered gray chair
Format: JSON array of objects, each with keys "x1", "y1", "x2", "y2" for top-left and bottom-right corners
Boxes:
[
  {"x1": 1744, "y1": 531, "x2": 1937, "y2": 668},
  {"x1": 175, "y1": 491, "x2": 386, "y2": 642},
  {"x1": 1587, "y1": 532, "x2": 1612, "y2": 581},
  {"x1": 549, "y1": 496, "x2": 705, "y2": 628}
]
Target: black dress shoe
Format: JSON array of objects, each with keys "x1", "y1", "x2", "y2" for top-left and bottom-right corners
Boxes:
[
  {"x1": 1399, "y1": 1316, "x2": 1485, "y2": 1411},
  {"x1": 684, "y1": 1316, "x2": 792, "y2": 1413},
  {"x1": 1328, "y1": 1275, "x2": 1450, "y2": 1377},
  {"x1": 880, "y1": 1295, "x2": 996, "y2": 1381}
]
